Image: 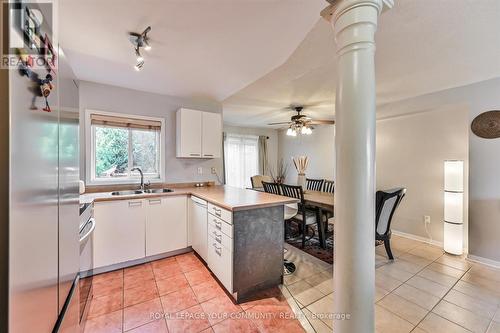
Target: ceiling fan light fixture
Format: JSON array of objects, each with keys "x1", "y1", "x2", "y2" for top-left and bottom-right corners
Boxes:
[
  {"x1": 144, "y1": 40, "x2": 152, "y2": 51},
  {"x1": 134, "y1": 60, "x2": 145, "y2": 71}
]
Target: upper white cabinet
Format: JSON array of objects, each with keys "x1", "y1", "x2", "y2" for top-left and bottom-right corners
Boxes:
[
  {"x1": 146, "y1": 196, "x2": 187, "y2": 256},
  {"x1": 176, "y1": 108, "x2": 221, "y2": 158},
  {"x1": 201, "y1": 112, "x2": 222, "y2": 158}
]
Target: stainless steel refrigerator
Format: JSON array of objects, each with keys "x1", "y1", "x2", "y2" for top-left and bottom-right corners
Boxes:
[{"x1": 3, "y1": 1, "x2": 80, "y2": 332}]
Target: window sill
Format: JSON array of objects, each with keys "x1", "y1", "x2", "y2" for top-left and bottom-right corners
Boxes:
[{"x1": 86, "y1": 178, "x2": 164, "y2": 187}]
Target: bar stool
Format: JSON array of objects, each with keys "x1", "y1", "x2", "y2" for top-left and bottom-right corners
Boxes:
[{"x1": 262, "y1": 181, "x2": 297, "y2": 275}]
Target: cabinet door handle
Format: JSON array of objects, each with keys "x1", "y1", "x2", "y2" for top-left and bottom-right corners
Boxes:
[
  {"x1": 148, "y1": 199, "x2": 161, "y2": 205},
  {"x1": 204, "y1": 154, "x2": 214, "y2": 157},
  {"x1": 129, "y1": 201, "x2": 142, "y2": 207},
  {"x1": 189, "y1": 153, "x2": 200, "y2": 157},
  {"x1": 214, "y1": 219, "x2": 222, "y2": 229}
]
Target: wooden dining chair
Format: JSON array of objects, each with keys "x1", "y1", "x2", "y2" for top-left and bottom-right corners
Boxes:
[
  {"x1": 281, "y1": 184, "x2": 320, "y2": 248},
  {"x1": 262, "y1": 181, "x2": 281, "y2": 195},
  {"x1": 323, "y1": 180, "x2": 335, "y2": 193},
  {"x1": 375, "y1": 188, "x2": 406, "y2": 260},
  {"x1": 306, "y1": 178, "x2": 324, "y2": 191}
]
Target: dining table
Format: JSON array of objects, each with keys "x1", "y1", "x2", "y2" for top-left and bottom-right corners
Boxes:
[{"x1": 250, "y1": 187, "x2": 334, "y2": 248}]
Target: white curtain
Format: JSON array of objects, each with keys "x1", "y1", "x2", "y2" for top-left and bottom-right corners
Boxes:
[{"x1": 224, "y1": 134, "x2": 259, "y2": 188}]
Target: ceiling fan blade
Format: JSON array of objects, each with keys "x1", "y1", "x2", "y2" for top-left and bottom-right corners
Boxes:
[
  {"x1": 309, "y1": 120, "x2": 335, "y2": 125},
  {"x1": 268, "y1": 122, "x2": 292, "y2": 126},
  {"x1": 128, "y1": 31, "x2": 141, "y2": 37}
]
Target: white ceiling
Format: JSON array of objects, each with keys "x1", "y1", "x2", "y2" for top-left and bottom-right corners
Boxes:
[
  {"x1": 59, "y1": 0, "x2": 326, "y2": 101},
  {"x1": 223, "y1": 0, "x2": 500, "y2": 127}
]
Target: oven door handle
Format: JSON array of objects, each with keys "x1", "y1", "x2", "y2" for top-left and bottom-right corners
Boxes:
[{"x1": 79, "y1": 218, "x2": 96, "y2": 243}]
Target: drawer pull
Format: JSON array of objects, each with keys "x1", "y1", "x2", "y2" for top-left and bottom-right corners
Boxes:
[
  {"x1": 212, "y1": 230, "x2": 222, "y2": 242},
  {"x1": 129, "y1": 201, "x2": 142, "y2": 207},
  {"x1": 213, "y1": 207, "x2": 222, "y2": 217},
  {"x1": 189, "y1": 153, "x2": 200, "y2": 156},
  {"x1": 214, "y1": 219, "x2": 222, "y2": 229},
  {"x1": 149, "y1": 199, "x2": 161, "y2": 205},
  {"x1": 212, "y1": 243, "x2": 222, "y2": 256}
]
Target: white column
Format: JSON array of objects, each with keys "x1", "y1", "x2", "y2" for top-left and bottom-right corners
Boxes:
[{"x1": 321, "y1": 0, "x2": 393, "y2": 332}]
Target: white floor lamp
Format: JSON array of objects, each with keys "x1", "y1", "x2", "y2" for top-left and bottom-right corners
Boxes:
[{"x1": 444, "y1": 160, "x2": 464, "y2": 255}]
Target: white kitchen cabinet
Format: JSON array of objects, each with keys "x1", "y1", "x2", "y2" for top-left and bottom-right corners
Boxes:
[
  {"x1": 176, "y1": 108, "x2": 202, "y2": 158},
  {"x1": 208, "y1": 234, "x2": 233, "y2": 292},
  {"x1": 146, "y1": 196, "x2": 187, "y2": 257},
  {"x1": 201, "y1": 112, "x2": 222, "y2": 158},
  {"x1": 93, "y1": 199, "x2": 146, "y2": 268},
  {"x1": 176, "y1": 108, "x2": 221, "y2": 158},
  {"x1": 189, "y1": 196, "x2": 208, "y2": 261}
]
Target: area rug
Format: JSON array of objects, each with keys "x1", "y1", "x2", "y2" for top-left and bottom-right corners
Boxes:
[{"x1": 285, "y1": 223, "x2": 334, "y2": 264}]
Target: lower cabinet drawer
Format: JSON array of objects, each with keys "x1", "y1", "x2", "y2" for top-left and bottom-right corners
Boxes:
[
  {"x1": 207, "y1": 235, "x2": 233, "y2": 293},
  {"x1": 208, "y1": 215, "x2": 233, "y2": 238},
  {"x1": 208, "y1": 220, "x2": 233, "y2": 251}
]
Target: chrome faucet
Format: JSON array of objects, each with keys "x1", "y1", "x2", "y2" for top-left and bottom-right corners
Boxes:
[{"x1": 131, "y1": 167, "x2": 145, "y2": 191}]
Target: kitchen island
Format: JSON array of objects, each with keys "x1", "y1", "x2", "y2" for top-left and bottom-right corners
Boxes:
[{"x1": 81, "y1": 185, "x2": 298, "y2": 303}]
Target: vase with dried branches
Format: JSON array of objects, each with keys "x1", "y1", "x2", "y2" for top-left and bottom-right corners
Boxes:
[
  {"x1": 292, "y1": 156, "x2": 309, "y2": 189},
  {"x1": 270, "y1": 158, "x2": 289, "y2": 184}
]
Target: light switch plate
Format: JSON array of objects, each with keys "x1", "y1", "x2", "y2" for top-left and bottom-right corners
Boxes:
[
  {"x1": 211, "y1": 167, "x2": 216, "y2": 174},
  {"x1": 197, "y1": 167, "x2": 203, "y2": 175}
]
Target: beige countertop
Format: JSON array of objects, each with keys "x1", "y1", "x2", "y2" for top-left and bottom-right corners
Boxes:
[{"x1": 80, "y1": 185, "x2": 299, "y2": 212}]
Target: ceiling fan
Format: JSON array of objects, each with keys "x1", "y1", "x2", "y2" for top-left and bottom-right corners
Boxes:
[
  {"x1": 268, "y1": 105, "x2": 335, "y2": 136},
  {"x1": 128, "y1": 26, "x2": 152, "y2": 71}
]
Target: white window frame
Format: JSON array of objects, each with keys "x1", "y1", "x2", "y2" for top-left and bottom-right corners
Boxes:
[{"x1": 85, "y1": 109, "x2": 166, "y2": 185}]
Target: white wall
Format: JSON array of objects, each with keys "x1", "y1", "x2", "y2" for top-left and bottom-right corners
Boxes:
[
  {"x1": 79, "y1": 81, "x2": 224, "y2": 184},
  {"x1": 278, "y1": 125, "x2": 336, "y2": 184},
  {"x1": 377, "y1": 77, "x2": 500, "y2": 263},
  {"x1": 223, "y1": 125, "x2": 279, "y2": 175},
  {"x1": 376, "y1": 106, "x2": 469, "y2": 244}
]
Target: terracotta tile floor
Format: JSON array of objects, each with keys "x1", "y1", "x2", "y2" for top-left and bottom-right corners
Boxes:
[
  {"x1": 84, "y1": 252, "x2": 305, "y2": 333},
  {"x1": 283, "y1": 235, "x2": 500, "y2": 333}
]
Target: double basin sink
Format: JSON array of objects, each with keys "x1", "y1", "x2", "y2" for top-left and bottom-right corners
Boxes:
[{"x1": 111, "y1": 188, "x2": 173, "y2": 196}]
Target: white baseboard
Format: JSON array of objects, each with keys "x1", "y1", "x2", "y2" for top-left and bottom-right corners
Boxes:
[
  {"x1": 391, "y1": 229, "x2": 444, "y2": 248},
  {"x1": 467, "y1": 254, "x2": 500, "y2": 269}
]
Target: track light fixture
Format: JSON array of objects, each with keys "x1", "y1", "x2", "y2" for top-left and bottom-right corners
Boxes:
[{"x1": 129, "y1": 26, "x2": 152, "y2": 71}]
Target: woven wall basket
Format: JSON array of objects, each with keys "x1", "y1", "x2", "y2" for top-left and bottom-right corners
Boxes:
[{"x1": 471, "y1": 110, "x2": 500, "y2": 139}]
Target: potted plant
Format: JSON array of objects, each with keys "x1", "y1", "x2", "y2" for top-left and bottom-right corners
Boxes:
[{"x1": 270, "y1": 158, "x2": 289, "y2": 184}]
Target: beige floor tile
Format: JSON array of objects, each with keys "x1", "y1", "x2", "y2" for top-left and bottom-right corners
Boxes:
[
  {"x1": 469, "y1": 264, "x2": 500, "y2": 283},
  {"x1": 306, "y1": 295, "x2": 334, "y2": 329},
  {"x1": 408, "y1": 245, "x2": 444, "y2": 261},
  {"x1": 284, "y1": 273, "x2": 303, "y2": 286},
  {"x1": 398, "y1": 253, "x2": 433, "y2": 269},
  {"x1": 418, "y1": 313, "x2": 471, "y2": 333},
  {"x1": 377, "y1": 263, "x2": 415, "y2": 282},
  {"x1": 493, "y1": 308, "x2": 500, "y2": 323},
  {"x1": 411, "y1": 328, "x2": 427, "y2": 333},
  {"x1": 417, "y1": 267, "x2": 459, "y2": 287},
  {"x1": 444, "y1": 289, "x2": 498, "y2": 319},
  {"x1": 436, "y1": 255, "x2": 472, "y2": 271},
  {"x1": 376, "y1": 272, "x2": 404, "y2": 292},
  {"x1": 453, "y1": 281, "x2": 500, "y2": 306},
  {"x1": 406, "y1": 275, "x2": 451, "y2": 298},
  {"x1": 393, "y1": 284, "x2": 441, "y2": 310},
  {"x1": 427, "y1": 262, "x2": 467, "y2": 278},
  {"x1": 391, "y1": 236, "x2": 422, "y2": 252},
  {"x1": 488, "y1": 322, "x2": 500, "y2": 333},
  {"x1": 375, "y1": 304, "x2": 414, "y2": 333},
  {"x1": 376, "y1": 286, "x2": 391, "y2": 302},
  {"x1": 302, "y1": 308, "x2": 333, "y2": 333},
  {"x1": 304, "y1": 272, "x2": 334, "y2": 295},
  {"x1": 462, "y1": 272, "x2": 500, "y2": 296},
  {"x1": 287, "y1": 280, "x2": 325, "y2": 308},
  {"x1": 377, "y1": 293, "x2": 428, "y2": 325},
  {"x1": 433, "y1": 300, "x2": 491, "y2": 333},
  {"x1": 388, "y1": 259, "x2": 426, "y2": 274}
]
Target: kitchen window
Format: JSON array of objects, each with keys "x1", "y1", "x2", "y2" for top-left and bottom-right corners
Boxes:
[
  {"x1": 224, "y1": 133, "x2": 259, "y2": 188},
  {"x1": 86, "y1": 110, "x2": 165, "y2": 184}
]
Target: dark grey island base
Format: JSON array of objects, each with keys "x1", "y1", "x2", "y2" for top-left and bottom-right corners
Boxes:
[{"x1": 231, "y1": 205, "x2": 285, "y2": 303}]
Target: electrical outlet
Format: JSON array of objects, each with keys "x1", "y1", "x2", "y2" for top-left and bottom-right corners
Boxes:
[
  {"x1": 197, "y1": 167, "x2": 203, "y2": 175},
  {"x1": 211, "y1": 167, "x2": 216, "y2": 174},
  {"x1": 424, "y1": 215, "x2": 431, "y2": 224}
]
